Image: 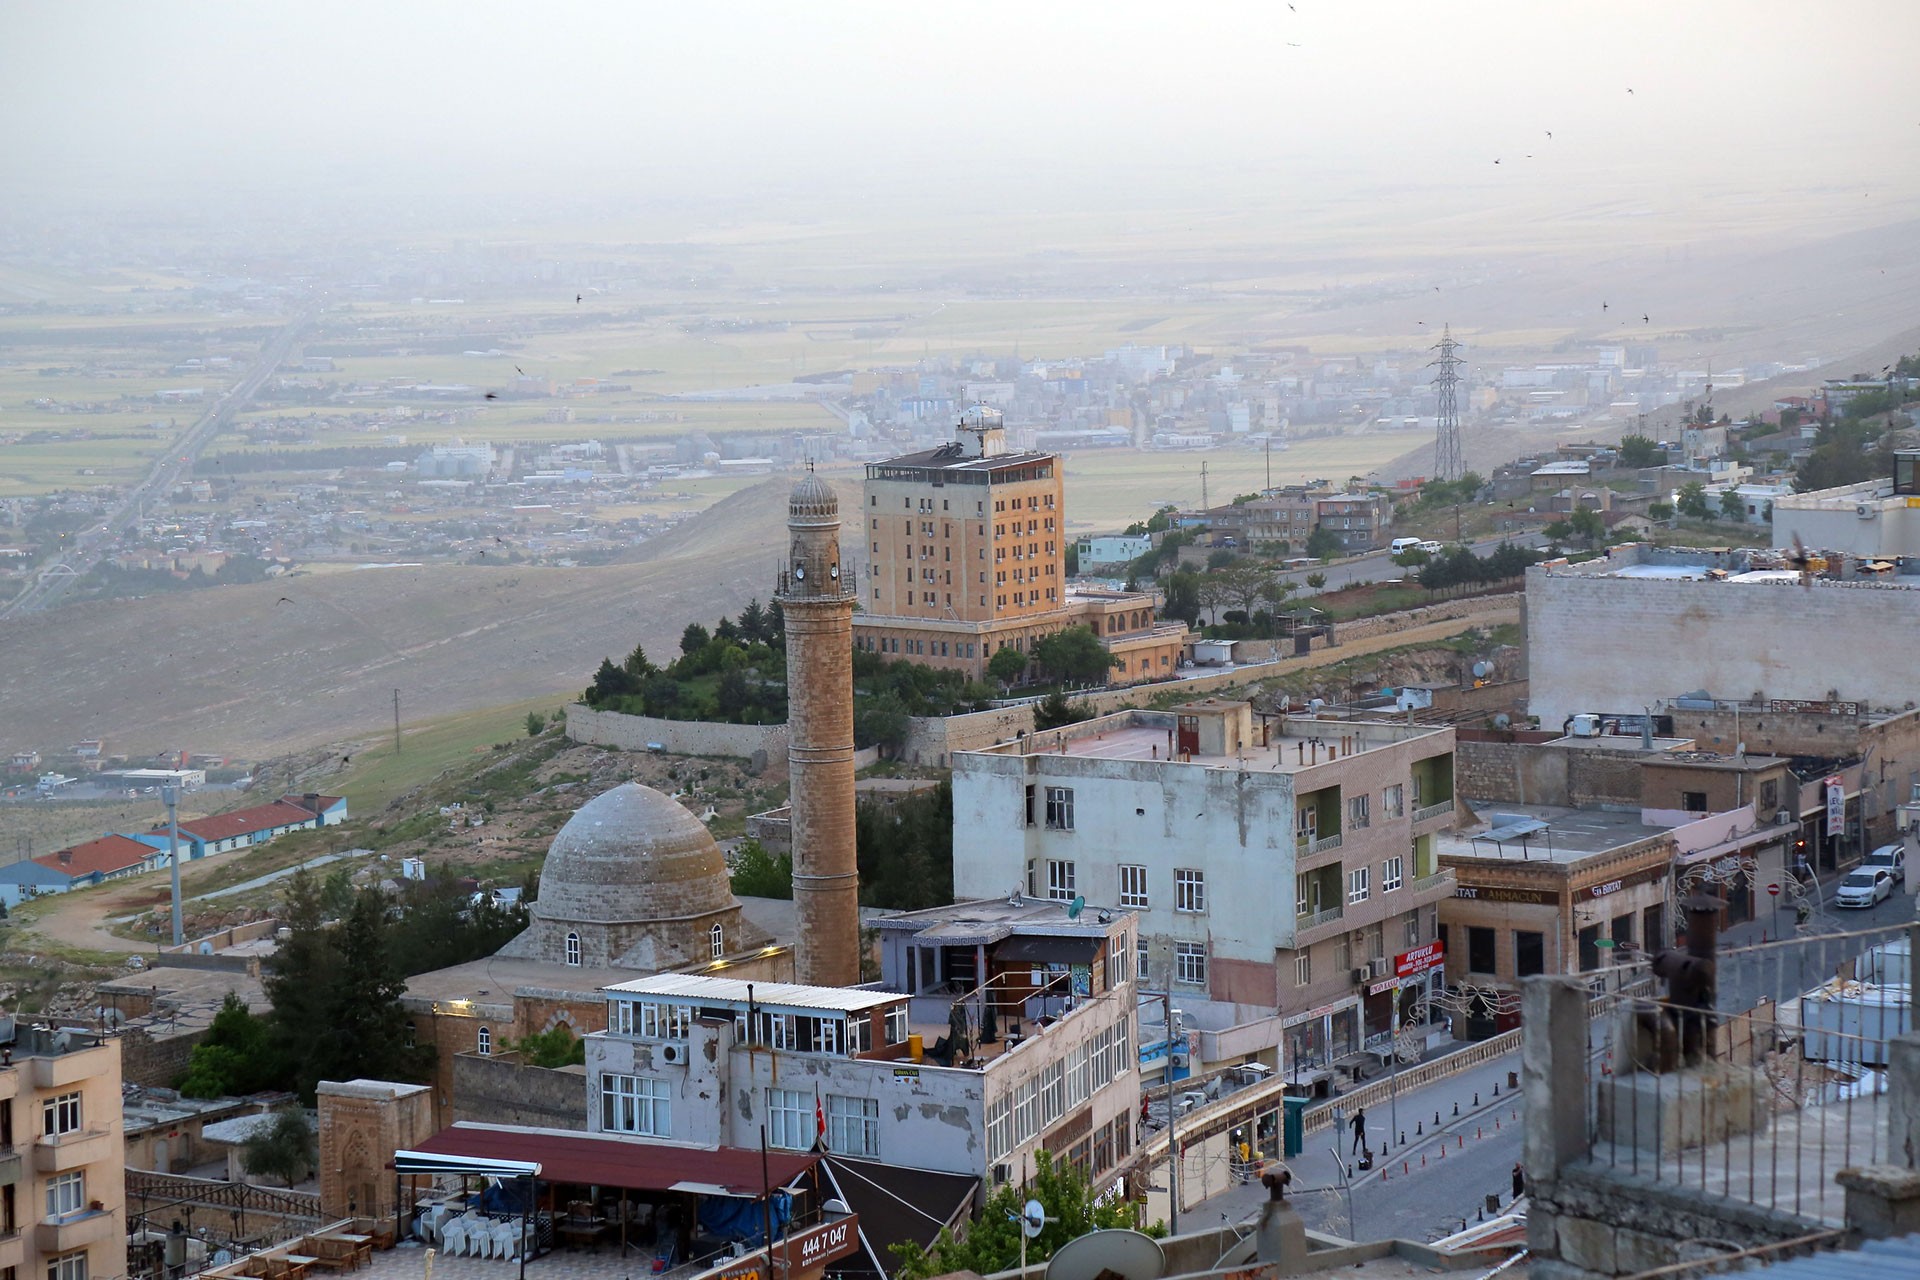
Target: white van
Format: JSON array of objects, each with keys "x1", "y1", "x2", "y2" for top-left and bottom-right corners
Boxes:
[{"x1": 1389, "y1": 537, "x2": 1423, "y2": 555}]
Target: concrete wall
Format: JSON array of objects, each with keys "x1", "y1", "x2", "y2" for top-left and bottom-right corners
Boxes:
[
  {"x1": 1532, "y1": 1166, "x2": 1825, "y2": 1277},
  {"x1": 118, "y1": 1024, "x2": 205, "y2": 1089},
  {"x1": 451, "y1": 1052, "x2": 586, "y2": 1130},
  {"x1": 1528, "y1": 562, "x2": 1920, "y2": 727},
  {"x1": 1332, "y1": 589, "x2": 1519, "y2": 643},
  {"x1": 566, "y1": 706, "x2": 788, "y2": 769}
]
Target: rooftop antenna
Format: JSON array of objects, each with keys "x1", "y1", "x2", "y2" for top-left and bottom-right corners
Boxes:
[{"x1": 1430, "y1": 325, "x2": 1464, "y2": 481}]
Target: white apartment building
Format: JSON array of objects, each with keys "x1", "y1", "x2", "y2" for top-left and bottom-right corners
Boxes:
[
  {"x1": 952, "y1": 700, "x2": 1459, "y2": 1086},
  {"x1": 584, "y1": 898, "x2": 1140, "y2": 1189}
]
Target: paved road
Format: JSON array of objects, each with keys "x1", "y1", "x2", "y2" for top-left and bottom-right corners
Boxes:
[
  {"x1": 0, "y1": 308, "x2": 312, "y2": 619},
  {"x1": 1284, "y1": 533, "x2": 1547, "y2": 596}
]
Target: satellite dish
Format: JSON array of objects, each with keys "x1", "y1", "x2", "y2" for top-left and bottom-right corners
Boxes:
[
  {"x1": 1472, "y1": 660, "x2": 1492, "y2": 678},
  {"x1": 1044, "y1": 1231, "x2": 1165, "y2": 1280},
  {"x1": 1021, "y1": 1199, "x2": 1048, "y2": 1239},
  {"x1": 1066, "y1": 895, "x2": 1085, "y2": 919},
  {"x1": 1492, "y1": 713, "x2": 1511, "y2": 729}
]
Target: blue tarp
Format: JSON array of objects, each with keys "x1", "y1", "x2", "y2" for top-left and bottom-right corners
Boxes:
[{"x1": 697, "y1": 1191, "x2": 792, "y2": 1245}]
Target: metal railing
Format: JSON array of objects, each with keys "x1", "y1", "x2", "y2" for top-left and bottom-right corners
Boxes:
[
  {"x1": 1581, "y1": 995, "x2": 1892, "y2": 1226},
  {"x1": 1411, "y1": 870, "x2": 1452, "y2": 893},
  {"x1": 1295, "y1": 904, "x2": 1344, "y2": 930},
  {"x1": 1412, "y1": 799, "x2": 1455, "y2": 824},
  {"x1": 1295, "y1": 832, "x2": 1343, "y2": 855}
]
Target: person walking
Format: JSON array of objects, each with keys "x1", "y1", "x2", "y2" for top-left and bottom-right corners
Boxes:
[
  {"x1": 1349, "y1": 1106, "x2": 1367, "y2": 1155},
  {"x1": 1511, "y1": 1162, "x2": 1526, "y2": 1203}
]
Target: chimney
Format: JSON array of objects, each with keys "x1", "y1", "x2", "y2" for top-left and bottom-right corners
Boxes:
[
  {"x1": 303, "y1": 792, "x2": 321, "y2": 813},
  {"x1": 57, "y1": 850, "x2": 71, "y2": 865}
]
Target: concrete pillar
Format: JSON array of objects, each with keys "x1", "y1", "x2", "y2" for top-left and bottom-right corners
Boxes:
[
  {"x1": 1839, "y1": 1166, "x2": 1920, "y2": 1239},
  {"x1": 1522, "y1": 975, "x2": 1591, "y2": 1186},
  {"x1": 1889, "y1": 1032, "x2": 1920, "y2": 1169}
]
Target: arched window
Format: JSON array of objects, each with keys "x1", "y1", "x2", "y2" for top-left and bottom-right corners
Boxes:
[
  {"x1": 565, "y1": 932, "x2": 581, "y2": 967},
  {"x1": 710, "y1": 923, "x2": 724, "y2": 960},
  {"x1": 477, "y1": 1026, "x2": 492, "y2": 1056}
]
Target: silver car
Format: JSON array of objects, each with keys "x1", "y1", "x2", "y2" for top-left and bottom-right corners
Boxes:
[{"x1": 1836, "y1": 868, "x2": 1893, "y2": 908}]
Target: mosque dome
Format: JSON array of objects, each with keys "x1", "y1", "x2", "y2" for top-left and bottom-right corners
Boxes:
[
  {"x1": 531, "y1": 783, "x2": 736, "y2": 927},
  {"x1": 789, "y1": 473, "x2": 839, "y2": 521}
]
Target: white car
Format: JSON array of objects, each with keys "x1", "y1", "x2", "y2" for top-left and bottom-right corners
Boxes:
[
  {"x1": 1836, "y1": 867, "x2": 1894, "y2": 908},
  {"x1": 1862, "y1": 843, "x2": 1906, "y2": 886}
]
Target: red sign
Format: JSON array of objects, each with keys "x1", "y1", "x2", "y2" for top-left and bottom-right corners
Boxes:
[
  {"x1": 1767, "y1": 883, "x2": 1781, "y2": 897},
  {"x1": 713, "y1": 1216, "x2": 861, "y2": 1280},
  {"x1": 1395, "y1": 940, "x2": 1445, "y2": 979}
]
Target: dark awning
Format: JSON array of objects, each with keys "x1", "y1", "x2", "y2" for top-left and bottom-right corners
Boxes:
[
  {"x1": 994, "y1": 934, "x2": 1100, "y2": 966},
  {"x1": 820, "y1": 1157, "x2": 978, "y2": 1278},
  {"x1": 394, "y1": 1123, "x2": 817, "y2": 1198}
]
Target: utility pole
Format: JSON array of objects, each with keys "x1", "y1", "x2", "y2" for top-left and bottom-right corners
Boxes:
[
  {"x1": 393, "y1": 688, "x2": 402, "y2": 755},
  {"x1": 1264, "y1": 436, "x2": 1272, "y2": 492},
  {"x1": 162, "y1": 785, "x2": 183, "y2": 946},
  {"x1": 1199, "y1": 461, "x2": 1209, "y2": 513},
  {"x1": 1162, "y1": 991, "x2": 1180, "y2": 1234}
]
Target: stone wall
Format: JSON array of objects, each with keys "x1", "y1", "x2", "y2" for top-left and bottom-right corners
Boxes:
[
  {"x1": 899, "y1": 704, "x2": 1036, "y2": 766},
  {"x1": 1455, "y1": 735, "x2": 1654, "y2": 807},
  {"x1": 566, "y1": 706, "x2": 788, "y2": 769},
  {"x1": 117, "y1": 1024, "x2": 204, "y2": 1089},
  {"x1": 317, "y1": 1080, "x2": 435, "y2": 1228},
  {"x1": 451, "y1": 1052, "x2": 587, "y2": 1130},
  {"x1": 1531, "y1": 1165, "x2": 1826, "y2": 1278},
  {"x1": 1330, "y1": 588, "x2": 1520, "y2": 643}
]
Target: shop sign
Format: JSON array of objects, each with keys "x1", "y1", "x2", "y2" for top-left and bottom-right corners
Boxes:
[
  {"x1": 1282, "y1": 997, "x2": 1356, "y2": 1028},
  {"x1": 1366, "y1": 976, "x2": 1399, "y2": 996},
  {"x1": 1584, "y1": 862, "x2": 1671, "y2": 898},
  {"x1": 715, "y1": 1215, "x2": 862, "y2": 1280},
  {"x1": 1826, "y1": 776, "x2": 1846, "y2": 830},
  {"x1": 1453, "y1": 884, "x2": 1558, "y2": 905},
  {"x1": 1394, "y1": 940, "x2": 1445, "y2": 979}
]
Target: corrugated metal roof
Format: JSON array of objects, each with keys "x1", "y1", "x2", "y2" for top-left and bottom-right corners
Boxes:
[{"x1": 603, "y1": 973, "x2": 906, "y2": 1014}]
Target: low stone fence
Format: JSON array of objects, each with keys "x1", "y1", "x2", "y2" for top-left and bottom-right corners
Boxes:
[
  {"x1": 1330, "y1": 588, "x2": 1520, "y2": 644},
  {"x1": 565, "y1": 705, "x2": 788, "y2": 770}
]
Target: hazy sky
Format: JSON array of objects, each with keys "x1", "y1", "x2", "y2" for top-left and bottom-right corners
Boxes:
[{"x1": 5, "y1": 0, "x2": 1919, "y2": 226}]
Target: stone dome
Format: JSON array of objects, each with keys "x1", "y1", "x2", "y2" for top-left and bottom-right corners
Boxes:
[
  {"x1": 532, "y1": 783, "x2": 736, "y2": 926},
  {"x1": 789, "y1": 473, "x2": 838, "y2": 521}
]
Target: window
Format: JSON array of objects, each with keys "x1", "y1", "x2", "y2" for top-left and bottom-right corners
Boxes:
[
  {"x1": 1367, "y1": 922, "x2": 1385, "y2": 961},
  {"x1": 601, "y1": 1074, "x2": 670, "y2": 1135},
  {"x1": 1381, "y1": 856, "x2": 1403, "y2": 893},
  {"x1": 1294, "y1": 951, "x2": 1312, "y2": 987},
  {"x1": 1045, "y1": 786, "x2": 1075, "y2": 831},
  {"x1": 1515, "y1": 931, "x2": 1546, "y2": 977},
  {"x1": 1347, "y1": 866, "x2": 1369, "y2": 904},
  {"x1": 710, "y1": 923, "x2": 724, "y2": 959},
  {"x1": 1382, "y1": 783, "x2": 1404, "y2": 819},
  {"x1": 1174, "y1": 942, "x2": 1208, "y2": 987},
  {"x1": 1681, "y1": 791, "x2": 1708, "y2": 813},
  {"x1": 476, "y1": 1026, "x2": 492, "y2": 1055},
  {"x1": 1136, "y1": 937, "x2": 1150, "y2": 983},
  {"x1": 48, "y1": 1256, "x2": 86, "y2": 1280},
  {"x1": 1046, "y1": 859, "x2": 1077, "y2": 901},
  {"x1": 767, "y1": 1088, "x2": 813, "y2": 1150},
  {"x1": 564, "y1": 932, "x2": 581, "y2": 967},
  {"x1": 1347, "y1": 794, "x2": 1370, "y2": 830},
  {"x1": 44, "y1": 1173, "x2": 83, "y2": 1218},
  {"x1": 1334, "y1": 934, "x2": 1350, "y2": 972},
  {"x1": 1174, "y1": 869, "x2": 1206, "y2": 913},
  {"x1": 1404, "y1": 910, "x2": 1422, "y2": 948},
  {"x1": 1468, "y1": 926, "x2": 1497, "y2": 975},
  {"x1": 42, "y1": 1093, "x2": 80, "y2": 1138},
  {"x1": 636, "y1": 1002, "x2": 690, "y2": 1040},
  {"x1": 1119, "y1": 864, "x2": 1148, "y2": 908},
  {"x1": 827, "y1": 1095, "x2": 879, "y2": 1157},
  {"x1": 885, "y1": 1004, "x2": 909, "y2": 1045}
]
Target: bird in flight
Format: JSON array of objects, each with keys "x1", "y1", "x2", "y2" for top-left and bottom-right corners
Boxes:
[
  {"x1": 1786, "y1": 534, "x2": 1817, "y2": 591},
  {"x1": 1626, "y1": 87, "x2": 1634, "y2": 95},
  {"x1": 575, "y1": 294, "x2": 583, "y2": 304},
  {"x1": 514, "y1": 365, "x2": 525, "y2": 376},
  {"x1": 485, "y1": 391, "x2": 499, "y2": 399},
  {"x1": 1494, "y1": 158, "x2": 1501, "y2": 165},
  {"x1": 277, "y1": 596, "x2": 292, "y2": 605},
  {"x1": 1545, "y1": 131, "x2": 1552, "y2": 139},
  {"x1": 1642, "y1": 314, "x2": 1650, "y2": 324},
  {"x1": 1602, "y1": 301, "x2": 1609, "y2": 311}
]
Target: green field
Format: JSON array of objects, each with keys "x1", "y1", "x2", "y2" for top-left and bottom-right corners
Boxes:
[{"x1": 327, "y1": 695, "x2": 576, "y2": 817}]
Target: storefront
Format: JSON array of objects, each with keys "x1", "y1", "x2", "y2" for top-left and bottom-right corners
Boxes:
[{"x1": 1283, "y1": 996, "x2": 1361, "y2": 1096}]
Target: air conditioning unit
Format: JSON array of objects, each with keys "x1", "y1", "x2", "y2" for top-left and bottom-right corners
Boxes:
[
  {"x1": 1368, "y1": 957, "x2": 1391, "y2": 979},
  {"x1": 1776, "y1": 809, "x2": 1797, "y2": 826},
  {"x1": 1569, "y1": 713, "x2": 1601, "y2": 737},
  {"x1": 1857, "y1": 503, "x2": 1878, "y2": 519},
  {"x1": 659, "y1": 1043, "x2": 685, "y2": 1065},
  {"x1": 1350, "y1": 967, "x2": 1368, "y2": 986},
  {"x1": 991, "y1": 1163, "x2": 1011, "y2": 1186}
]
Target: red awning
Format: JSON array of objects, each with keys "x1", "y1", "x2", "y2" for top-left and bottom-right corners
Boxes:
[{"x1": 399, "y1": 1124, "x2": 817, "y2": 1198}]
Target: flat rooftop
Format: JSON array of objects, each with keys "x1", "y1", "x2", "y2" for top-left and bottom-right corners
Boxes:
[
  {"x1": 1439, "y1": 803, "x2": 1669, "y2": 863},
  {"x1": 984, "y1": 713, "x2": 1443, "y2": 775},
  {"x1": 871, "y1": 895, "x2": 1119, "y2": 939}
]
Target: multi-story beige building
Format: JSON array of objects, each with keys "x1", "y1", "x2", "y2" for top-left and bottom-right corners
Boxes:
[
  {"x1": 951, "y1": 700, "x2": 1460, "y2": 1090},
  {"x1": 0, "y1": 1024, "x2": 127, "y2": 1280},
  {"x1": 854, "y1": 407, "x2": 1185, "y2": 683}
]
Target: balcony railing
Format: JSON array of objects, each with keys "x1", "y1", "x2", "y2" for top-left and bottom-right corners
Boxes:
[
  {"x1": 1412, "y1": 799, "x2": 1455, "y2": 824},
  {"x1": 1296, "y1": 832, "x2": 1344, "y2": 856},
  {"x1": 1295, "y1": 904, "x2": 1344, "y2": 931},
  {"x1": 1412, "y1": 870, "x2": 1453, "y2": 894}
]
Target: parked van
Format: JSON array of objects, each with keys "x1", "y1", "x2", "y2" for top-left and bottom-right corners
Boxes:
[
  {"x1": 1418, "y1": 540, "x2": 1444, "y2": 554},
  {"x1": 1863, "y1": 843, "x2": 1906, "y2": 886},
  {"x1": 1389, "y1": 537, "x2": 1423, "y2": 555}
]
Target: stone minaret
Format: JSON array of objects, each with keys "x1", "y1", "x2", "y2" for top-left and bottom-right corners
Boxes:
[{"x1": 777, "y1": 473, "x2": 860, "y2": 986}]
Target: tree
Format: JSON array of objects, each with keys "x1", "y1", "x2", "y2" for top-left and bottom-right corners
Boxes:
[
  {"x1": 1160, "y1": 570, "x2": 1201, "y2": 625},
  {"x1": 1675, "y1": 481, "x2": 1712, "y2": 520},
  {"x1": 508, "y1": 1024, "x2": 586, "y2": 1069},
  {"x1": 1618, "y1": 434, "x2": 1660, "y2": 468},
  {"x1": 738, "y1": 599, "x2": 769, "y2": 645},
  {"x1": 1034, "y1": 692, "x2": 1094, "y2": 731},
  {"x1": 1648, "y1": 501, "x2": 1674, "y2": 521},
  {"x1": 1567, "y1": 507, "x2": 1605, "y2": 544},
  {"x1": 853, "y1": 691, "x2": 912, "y2": 756},
  {"x1": 1304, "y1": 572, "x2": 1327, "y2": 591},
  {"x1": 729, "y1": 839, "x2": 793, "y2": 899},
  {"x1": 892, "y1": 1150, "x2": 1145, "y2": 1280},
  {"x1": 640, "y1": 673, "x2": 682, "y2": 718},
  {"x1": 242, "y1": 1106, "x2": 315, "y2": 1188},
  {"x1": 679, "y1": 623, "x2": 711, "y2": 657},
  {"x1": 987, "y1": 644, "x2": 1029, "y2": 689},
  {"x1": 524, "y1": 711, "x2": 546, "y2": 737},
  {"x1": 1210, "y1": 561, "x2": 1277, "y2": 619},
  {"x1": 855, "y1": 780, "x2": 954, "y2": 910},
  {"x1": 584, "y1": 658, "x2": 635, "y2": 706},
  {"x1": 1719, "y1": 487, "x2": 1748, "y2": 523},
  {"x1": 1031, "y1": 626, "x2": 1116, "y2": 686},
  {"x1": 1542, "y1": 520, "x2": 1574, "y2": 544},
  {"x1": 1064, "y1": 543, "x2": 1079, "y2": 576},
  {"x1": 1304, "y1": 525, "x2": 1342, "y2": 561},
  {"x1": 178, "y1": 993, "x2": 285, "y2": 1098},
  {"x1": 1206, "y1": 547, "x2": 1238, "y2": 570}
]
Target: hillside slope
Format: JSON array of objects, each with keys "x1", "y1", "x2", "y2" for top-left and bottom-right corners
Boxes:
[{"x1": 0, "y1": 476, "x2": 852, "y2": 760}]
